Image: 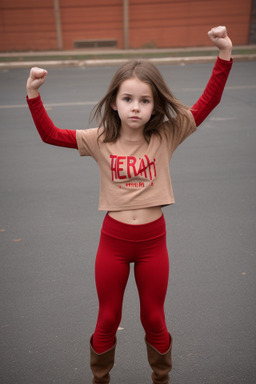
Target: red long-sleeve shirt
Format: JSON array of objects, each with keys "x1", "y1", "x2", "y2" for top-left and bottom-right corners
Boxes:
[{"x1": 27, "y1": 57, "x2": 233, "y2": 149}]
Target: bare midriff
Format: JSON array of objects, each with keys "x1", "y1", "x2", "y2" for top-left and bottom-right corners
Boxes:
[{"x1": 108, "y1": 206, "x2": 163, "y2": 225}]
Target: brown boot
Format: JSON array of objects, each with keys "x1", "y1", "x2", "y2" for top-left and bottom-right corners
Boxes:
[
  {"x1": 90, "y1": 335, "x2": 116, "y2": 384},
  {"x1": 145, "y1": 334, "x2": 173, "y2": 384}
]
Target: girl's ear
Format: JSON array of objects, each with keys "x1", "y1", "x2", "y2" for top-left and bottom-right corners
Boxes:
[{"x1": 111, "y1": 102, "x2": 117, "y2": 111}]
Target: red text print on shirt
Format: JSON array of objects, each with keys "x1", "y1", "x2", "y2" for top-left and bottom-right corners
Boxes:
[{"x1": 110, "y1": 155, "x2": 156, "y2": 182}]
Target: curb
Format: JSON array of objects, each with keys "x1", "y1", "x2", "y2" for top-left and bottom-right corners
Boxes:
[{"x1": 0, "y1": 54, "x2": 256, "y2": 69}]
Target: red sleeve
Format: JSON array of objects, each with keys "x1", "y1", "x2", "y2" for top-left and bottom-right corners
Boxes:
[
  {"x1": 190, "y1": 56, "x2": 233, "y2": 127},
  {"x1": 26, "y1": 95, "x2": 78, "y2": 149}
]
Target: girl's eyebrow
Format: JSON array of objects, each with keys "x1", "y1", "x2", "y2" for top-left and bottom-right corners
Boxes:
[{"x1": 121, "y1": 92, "x2": 153, "y2": 98}]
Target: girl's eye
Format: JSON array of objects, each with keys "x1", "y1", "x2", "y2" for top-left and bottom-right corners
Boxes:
[
  {"x1": 142, "y1": 99, "x2": 150, "y2": 104},
  {"x1": 124, "y1": 97, "x2": 131, "y2": 102}
]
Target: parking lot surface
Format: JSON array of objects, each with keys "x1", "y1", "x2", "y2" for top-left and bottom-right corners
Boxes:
[{"x1": 1, "y1": 60, "x2": 256, "y2": 383}]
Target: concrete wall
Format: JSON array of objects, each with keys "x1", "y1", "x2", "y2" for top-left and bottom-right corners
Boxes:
[{"x1": 0, "y1": 0, "x2": 253, "y2": 52}]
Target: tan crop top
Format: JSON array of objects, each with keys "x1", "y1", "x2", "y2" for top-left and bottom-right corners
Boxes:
[{"x1": 76, "y1": 111, "x2": 196, "y2": 211}]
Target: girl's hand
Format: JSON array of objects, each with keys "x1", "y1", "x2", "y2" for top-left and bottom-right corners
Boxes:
[
  {"x1": 26, "y1": 67, "x2": 48, "y2": 99},
  {"x1": 208, "y1": 26, "x2": 232, "y2": 61}
]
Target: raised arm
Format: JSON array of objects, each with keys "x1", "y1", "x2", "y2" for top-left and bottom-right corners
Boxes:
[
  {"x1": 190, "y1": 26, "x2": 233, "y2": 127},
  {"x1": 26, "y1": 67, "x2": 77, "y2": 149}
]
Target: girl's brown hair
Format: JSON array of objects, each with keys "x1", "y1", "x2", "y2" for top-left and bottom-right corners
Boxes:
[{"x1": 91, "y1": 59, "x2": 190, "y2": 143}]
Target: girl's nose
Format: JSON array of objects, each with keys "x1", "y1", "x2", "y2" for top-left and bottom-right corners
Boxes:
[{"x1": 131, "y1": 101, "x2": 140, "y2": 111}]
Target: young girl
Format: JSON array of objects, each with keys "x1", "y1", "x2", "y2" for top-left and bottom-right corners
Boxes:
[{"x1": 26, "y1": 26, "x2": 233, "y2": 384}]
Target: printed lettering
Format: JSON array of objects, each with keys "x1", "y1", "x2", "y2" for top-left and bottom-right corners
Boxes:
[
  {"x1": 116, "y1": 156, "x2": 126, "y2": 179},
  {"x1": 137, "y1": 158, "x2": 147, "y2": 178},
  {"x1": 110, "y1": 155, "x2": 117, "y2": 181},
  {"x1": 110, "y1": 155, "x2": 127, "y2": 180},
  {"x1": 127, "y1": 156, "x2": 137, "y2": 178},
  {"x1": 144, "y1": 155, "x2": 156, "y2": 180},
  {"x1": 125, "y1": 182, "x2": 145, "y2": 188},
  {"x1": 110, "y1": 155, "x2": 156, "y2": 182}
]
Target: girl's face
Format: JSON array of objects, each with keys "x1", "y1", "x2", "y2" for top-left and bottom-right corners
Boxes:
[{"x1": 112, "y1": 77, "x2": 154, "y2": 137}]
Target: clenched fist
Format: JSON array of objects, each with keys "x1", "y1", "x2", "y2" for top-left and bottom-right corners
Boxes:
[
  {"x1": 26, "y1": 67, "x2": 48, "y2": 99},
  {"x1": 208, "y1": 26, "x2": 232, "y2": 61}
]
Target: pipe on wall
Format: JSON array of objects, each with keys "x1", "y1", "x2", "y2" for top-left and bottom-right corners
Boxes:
[
  {"x1": 54, "y1": 0, "x2": 63, "y2": 50},
  {"x1": 123, "y1": 0, "x2": 129, "y2": 49}
]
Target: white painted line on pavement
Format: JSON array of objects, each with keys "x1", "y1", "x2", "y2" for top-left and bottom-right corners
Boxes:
[
  {"x1": 0, "y1": 85, "x2": 255, "y2": 110},
  {"x1": 0, "y1": 101, "x2": 97, "y2": 109}
]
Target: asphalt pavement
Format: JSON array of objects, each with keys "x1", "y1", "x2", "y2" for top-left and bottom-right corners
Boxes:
[{"x1": 0, "y1": 59, "x2": 256, "y2": 384}]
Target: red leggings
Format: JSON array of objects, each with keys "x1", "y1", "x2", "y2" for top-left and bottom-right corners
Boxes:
[{"x1": 92, "y1": 213, "x2": 170, "y2": 354}]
